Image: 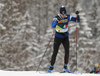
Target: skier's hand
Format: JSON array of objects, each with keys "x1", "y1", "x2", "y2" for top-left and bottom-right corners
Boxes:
[
  {"x1": 57, "y1": 16, "x2": 62, "y2": 22},
  {"x1": 75, "y1": 11, "x2": 79, "y2": 15},
  {"x1": 75, "y1": 11, "x2": 80, "y2": 21},
  {"x1": 90, "y1": 71, "x2": 93, "y2": 73}
]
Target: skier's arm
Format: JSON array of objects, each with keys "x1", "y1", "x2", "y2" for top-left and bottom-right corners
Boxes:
[
  {"x1": 51, "y1": 17, "x2": 58, "y2": 28},
  {"x1": 99, "y1": 69, "x2": 100, "y2": 73},
  {"x1": 69, "y1": 11, "x2": 80, "y2": 22},
  {"x1": 51, "y1": 15, "x2": 62, "y2": 28},
  {"x1": 70, "y1": 15, "x2": 80, "y2": 22},
  {"x1": 90, "y1": 68, "x2": 95, "y2": 73},
  {"x1": 96, "y1": 69, "x2": 99, "y2": 74}
]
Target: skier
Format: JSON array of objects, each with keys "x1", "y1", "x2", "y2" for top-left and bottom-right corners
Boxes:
[
  {"x1": 47, "y1": 6, "x2": 80, "y2": 73},
  {"x1": 90, "y1": 63, "x2": 100, "y2": 74}
]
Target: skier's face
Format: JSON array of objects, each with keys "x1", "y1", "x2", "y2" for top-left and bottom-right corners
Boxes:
[
  {"x1": 60, "y1": 11, "x2": 66, "y2": 18},
  {"x1": 60, "y1": 14, "x2": 66, "y2": 18}
]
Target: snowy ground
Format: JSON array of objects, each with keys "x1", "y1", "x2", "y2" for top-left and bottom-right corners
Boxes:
[{"x1": 0, "y1": 71, "x2": 100, "y2": 76}]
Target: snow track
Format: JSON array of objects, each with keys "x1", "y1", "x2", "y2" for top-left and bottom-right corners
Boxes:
[{"x1": 0, "y1": 71, "x2": 100, "y2": 76}]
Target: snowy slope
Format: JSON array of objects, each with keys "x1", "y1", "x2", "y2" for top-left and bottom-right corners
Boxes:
[{"x1": 0, "y1": 71, "x2": 99, "y2": 76}]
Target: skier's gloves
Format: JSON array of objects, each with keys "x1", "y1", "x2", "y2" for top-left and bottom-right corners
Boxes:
[
  {"x1": 75, "y1": 11, "x2": 80, "y2": 21},
  {"x1": 75, "y1": 11, "x2": 79, "y2": 15},
  {"x1": 57, "y1": 16, "x2": 62, "y2": 22}
]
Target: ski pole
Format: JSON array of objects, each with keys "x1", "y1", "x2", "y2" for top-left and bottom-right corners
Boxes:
[
  {"x1": 75, "y1": 11, "x2": 79, "y2": 72},
  {"x1": 36, "y1": 30, "x2": 55, "y2": 72},
  {"x1": 76, "y1": 20, "x2": 78, "y2": 72}
]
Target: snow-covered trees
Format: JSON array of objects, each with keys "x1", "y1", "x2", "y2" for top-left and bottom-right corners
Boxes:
[
  {"x1": 0, "y1": 0, "x2": 39, "y2": 70},
  {"x1": 0, "y1": 0, "x2": 100, "y2": 73}
]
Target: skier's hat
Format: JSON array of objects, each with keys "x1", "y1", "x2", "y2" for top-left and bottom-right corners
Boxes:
[
  {"x1": 94, "y1": 63, "x2": 99, "y2": 67},
  {"x1": 60, "y1": 6, "x2": 66, "y2": 15}
]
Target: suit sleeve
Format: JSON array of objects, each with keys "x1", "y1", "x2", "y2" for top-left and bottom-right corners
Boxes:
[
  {"x1": 90, "y1": 68, "x2": 95, "y2": 73},
  {"x1": 51, "y1": 16, "x2": 58, "y2": 28},
  {"x1": 99, "y1": 69, "x2": 100, "y2": 73},
  {"x1": 68, "y1": 14, "x2": 80, "y2": 22}
]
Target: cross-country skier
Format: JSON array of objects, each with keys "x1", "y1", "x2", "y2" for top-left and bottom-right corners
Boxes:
[
  {"x1": 47, "y1": 6, "x2": 80, "y2": 73},
  {"x1": 90, "y1": 63, "x2": 100, "y2": 74}
]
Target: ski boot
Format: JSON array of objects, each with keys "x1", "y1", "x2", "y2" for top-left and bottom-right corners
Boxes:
[
  {"x1": 47, "y1": 65, "x2": 53, "y2": 73},
  {"x1": 64, "y1": 64, "x2": 69, "y2": 72}
]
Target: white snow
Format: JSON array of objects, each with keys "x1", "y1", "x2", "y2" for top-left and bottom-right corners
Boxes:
[
  {"x1": 0, "y1": 71, "x2": 99, "y2": 76},
  {"x1": 0, "y1": 23, "x2": 6, "y2": 30},
  {"x1": 0, "y1": 3, "x2": 4, "y2": 9},
  {"x1": 0, "y1": 0, "x2": 100, "y2": 73}
]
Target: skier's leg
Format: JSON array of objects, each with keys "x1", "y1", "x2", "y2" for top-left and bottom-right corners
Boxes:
[
  {"x1": 47, "y1": 37, "x2": 62, "y2": 72},
  {"x1": 62, "y1": 36, "x2": 69, "y2": 71},
  {"x1": 51, "y1": 37, "x2": 62, "y2": 66}
]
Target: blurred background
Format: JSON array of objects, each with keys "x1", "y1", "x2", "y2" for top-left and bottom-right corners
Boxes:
[{"x1": 0, "y1": 0, "x2": 100, "y2": 73}]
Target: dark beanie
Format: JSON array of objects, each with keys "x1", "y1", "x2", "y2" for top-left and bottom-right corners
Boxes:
[{"x1": 60, "y1": 6, "x2": 67, "y2": 14}]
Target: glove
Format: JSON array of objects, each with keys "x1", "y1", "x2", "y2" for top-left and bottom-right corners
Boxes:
[
  {"x1": 75, "y1": 11, "x2": 80, "y2": 21},
  {"x1": 57, "y1": 16, "x2": 62, "y2": 22},
  {"x1": 75, "y1": 11, "x2": 79, "y2": 15},
  {"x1": 90, "y1": 71, "x2": 93, "y2": 73}
]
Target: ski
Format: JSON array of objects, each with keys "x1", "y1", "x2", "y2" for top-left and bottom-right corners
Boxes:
[
  {"x1": 38, "y1": 71, "x2": 75, "y2": 74},
  {"x1": 38, "y1": 71, "x2": 53, "y2": 74},
  {"x1": 60, "y1": 71, "x2": 75, "y2": 74}
]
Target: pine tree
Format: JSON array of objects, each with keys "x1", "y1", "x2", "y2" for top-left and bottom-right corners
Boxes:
[
  {"x1": 76, "y1": 3, "x2": 97, "y2": 72},
  {"x1": 0, "y1": 0, "x2": 39, "y2": 70},
  {"x1": 90, "y1": 0, "x2": 100, "y2": 66}
]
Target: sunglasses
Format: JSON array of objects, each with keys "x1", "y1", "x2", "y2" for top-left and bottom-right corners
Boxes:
[{"x1": 61, "y1": 13, "x2": 66, "y2": 16}]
